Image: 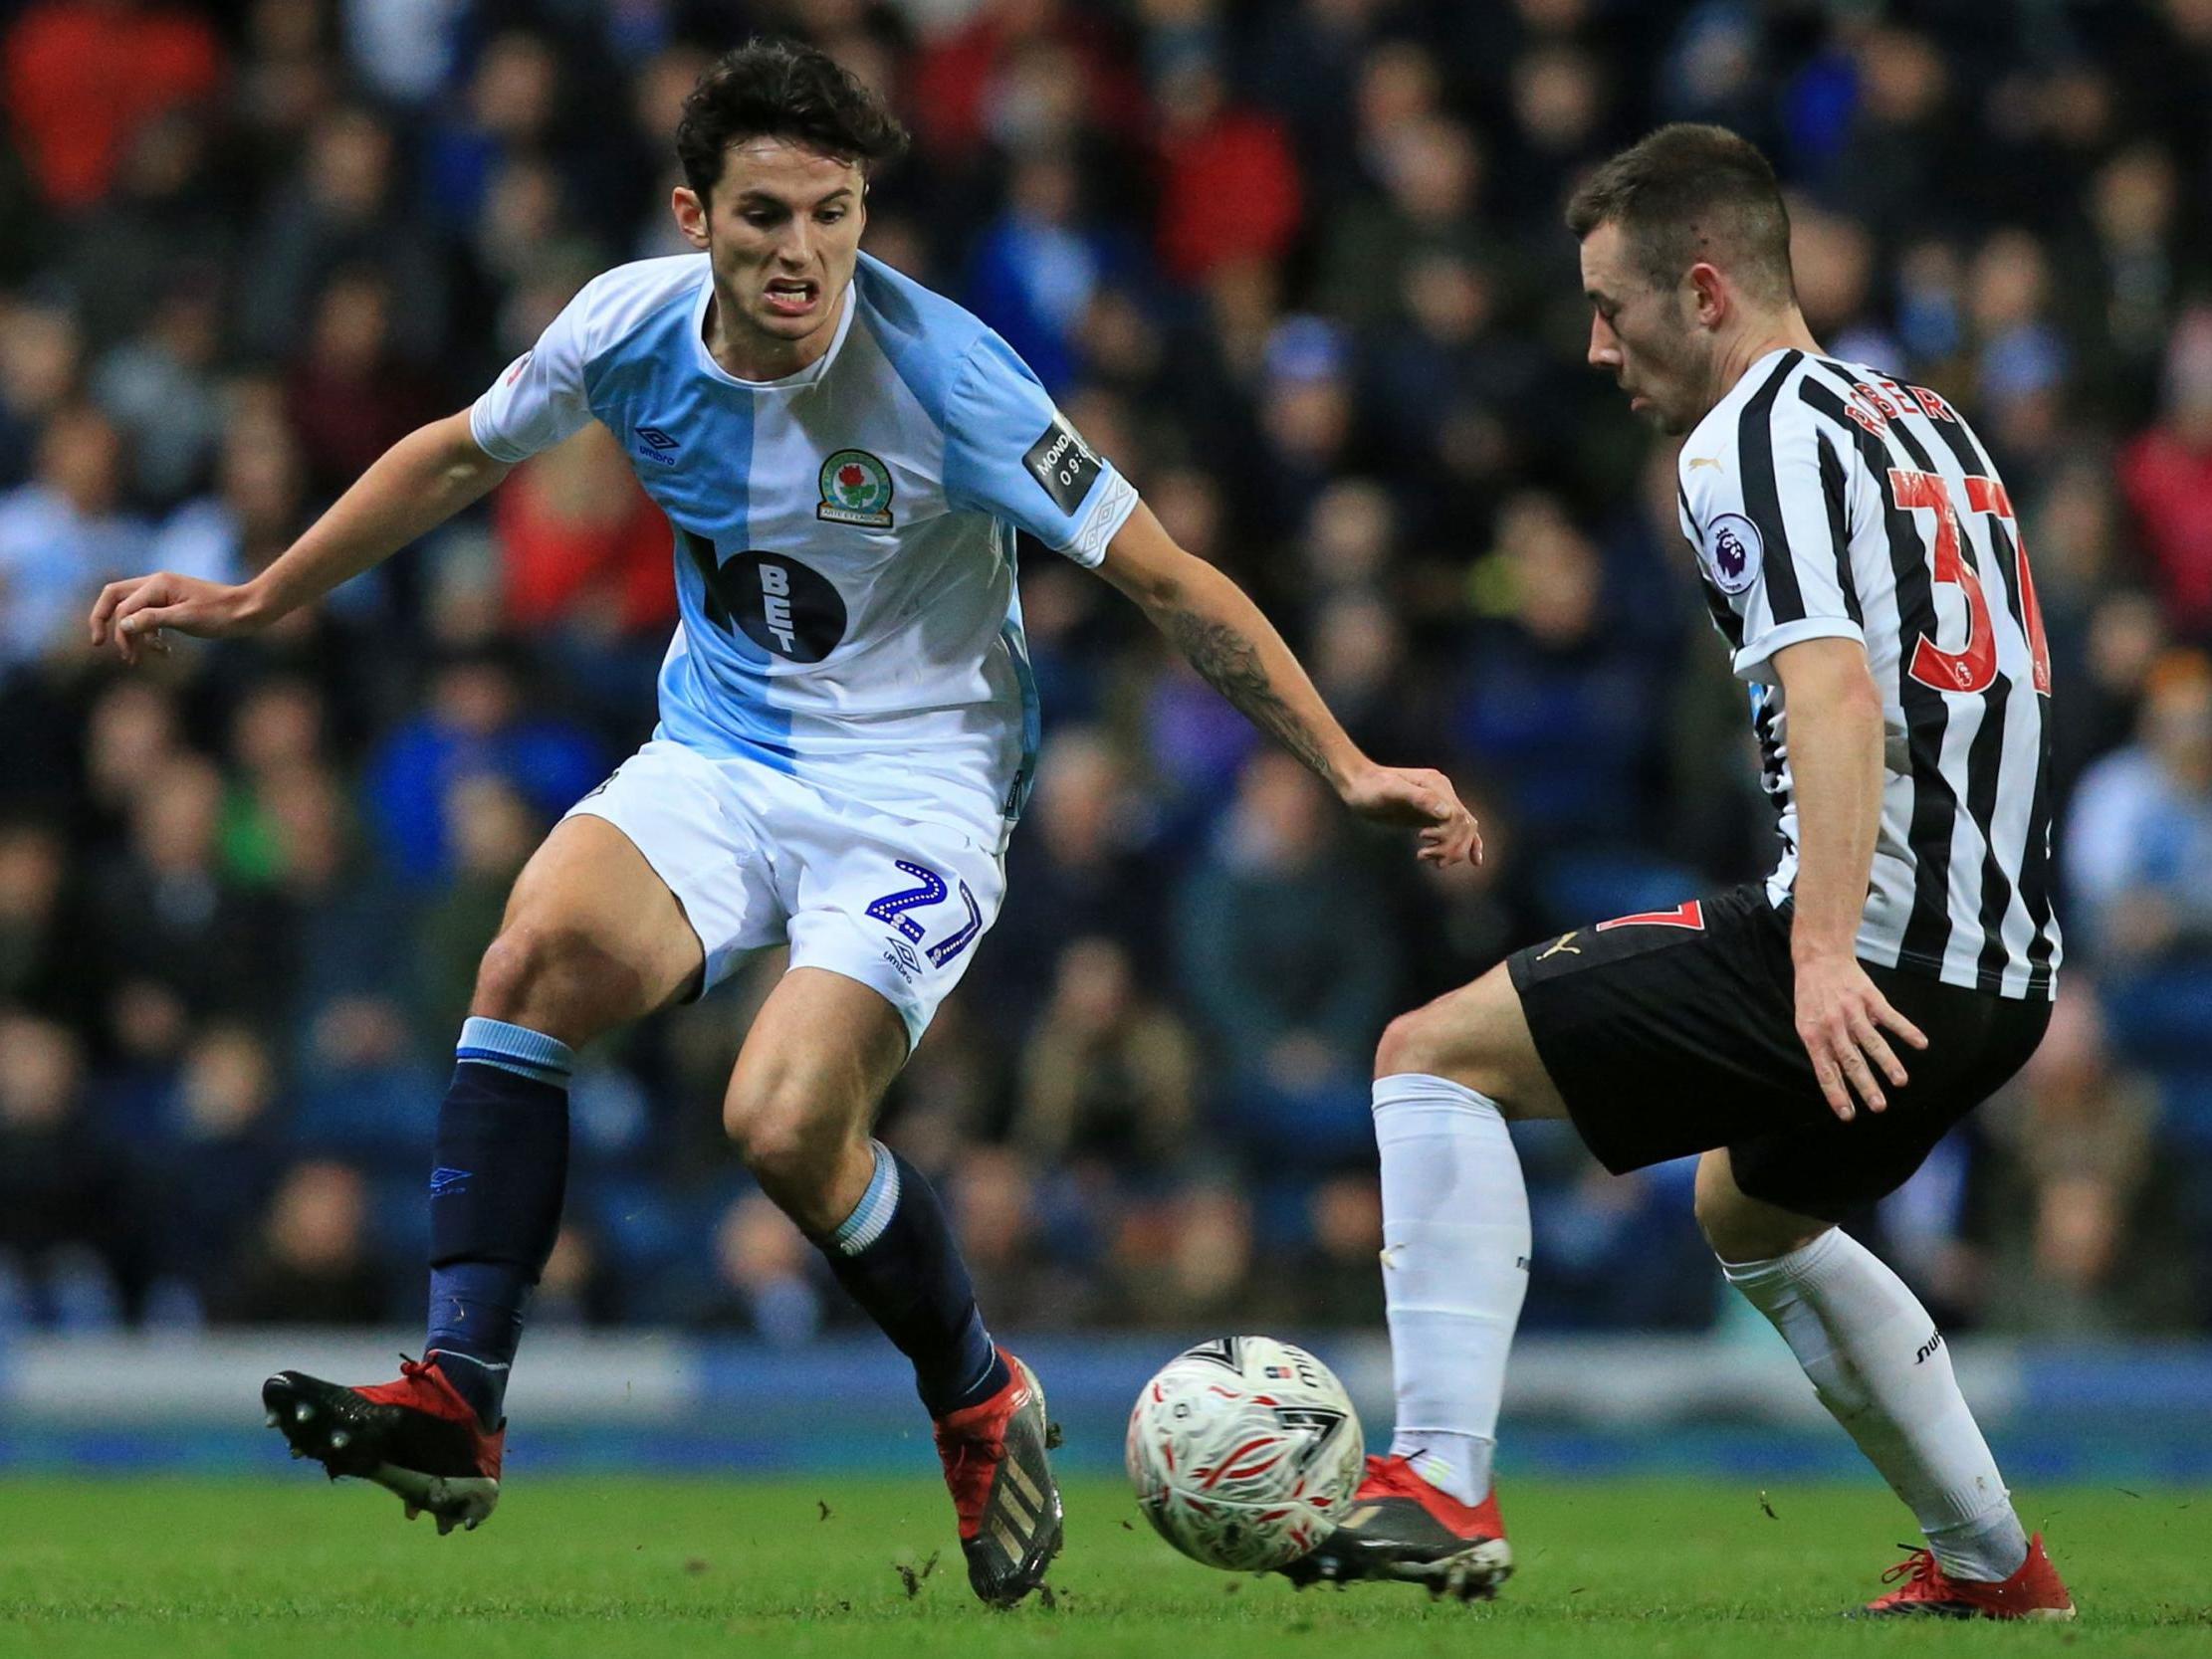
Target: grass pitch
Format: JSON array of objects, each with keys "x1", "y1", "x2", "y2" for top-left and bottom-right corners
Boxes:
[{"x1": 0, "y1": 1475, "x2": 2205, "y2": 1658}]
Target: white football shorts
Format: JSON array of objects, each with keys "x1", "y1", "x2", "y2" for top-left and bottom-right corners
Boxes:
[{"x1": 562, "y1": 738, "x2": 1007, "y2": 1047}]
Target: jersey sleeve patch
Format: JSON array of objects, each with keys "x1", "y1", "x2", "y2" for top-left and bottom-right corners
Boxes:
[
  {"x1": 1022, "y1": 416, "x2": 1104, "y2": 516},
  {"x1": 943, "y1": 331, "x2": 1132, "y2": 558},
  {"x1": 1700, "y1": 512, "x2": 1764, "y2": 595}
]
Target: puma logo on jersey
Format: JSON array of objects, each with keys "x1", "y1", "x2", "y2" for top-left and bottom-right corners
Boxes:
[
  {"x1": 1686, "y1": 455, "x2": 1722, "y2": 470},
  {"x1": 1915, "y1": 1329, "x2": 1945, "y2": 1365},
  {"x1": 1538, "y1": 933, "x2": 1582, "y2": 959}
]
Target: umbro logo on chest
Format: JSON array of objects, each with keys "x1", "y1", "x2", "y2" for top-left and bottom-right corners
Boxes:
[{"x1": 633, "y1": 425, "x2": 680, "y2": 467}]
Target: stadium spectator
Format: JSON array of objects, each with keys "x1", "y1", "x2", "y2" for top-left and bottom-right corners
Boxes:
[
  {"x1": 214, "y1": 1157, "x2": 390, "y2": 1325},
  {"x1": 92, "y1": 277, "x2": 226, "y2": 507},
  {"x1": 2121, "y1": 306, "x2": 2212, "y2": 634},
  {"x1": 948, "y1": 1143, "x2": 1096, "y2": 1331},
  {"x1": 58, "y1": 104, "x2": 230, "y2": 353},
  {"x1": 492, "y1": 424, "x2": 675, "y2": 642},
  {"x1": 412, "y1": 773, "x2": 542, "y2": 1033},
  {"x1": 362, "y1": 645, "x2": 601, "y2": 886},
  {"x1": 1971, "y1": 993, "x2": 2198, "y2": 1335},
  {"x1": 1152, "y1": 51, "x2": 1302, "y2": 288},
  {"x1": 984, "y1": 728, "x2": 1164, "y2": 1027},
  {"x1": 0, "y1": 818, "x2": 92, "y2": 1027},
  {"x1": 284, "y1": 269, "x2": 443, "y2": 499},
  {"x1": 1317, "y1": 114, "x2": 1483, "y2": 332},
  {"x1": 0, "y1": 1010, "x2": 134, "y2": 1329},
  {"x1": 0, "y1": 296, "x2": 80, "y2": 487},
  {"x1": 418, "y1": 30, "x2": 563, "y2": 233},
  {"x1": 1279, "y1": 1171, "x2": 1388, "y2": 1326},
  {"x1": 1176, "y1": 750, "x2": 1397, "y2": 1159},
  {"x1": 533, "y1": 1221, "x2": 622, "y2": 1331},
  {"x1": 0, "y1": 403, "x2": 148, "y2": 675},
  {"x1": 1011, "y1": 935, "x2": 1198, "y2": 1179},
  {"x1": 141, "y1": 1022, "x2": 288, "y2": 1319},
  {"x1": 1109, "y1": 1181, "x2": 1255, "y2": 1329},
  {"x1": 965, "y1": 151, "x2": 1128, "y2": 394},
  {"x1": 237, "y1": 104, "x2": 446, "y2": 367},
  {"x1": 694, "y1": 1191, "x2": 833, "y2": 1348},
  {"x1": 84, "y1": 753, "x2": 291, "y2": 1037},
  {"x1": 2, "y1": 0, "x2": 223, "y2": 212},
  {"x1": 1451, "y1": 492, "x2": 1659, "y2": 868},
  {"x1": 2066, "y1": 650, "x2": 2212, "y2": 966}
]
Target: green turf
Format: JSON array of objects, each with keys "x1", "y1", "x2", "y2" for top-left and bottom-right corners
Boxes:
[{"x1": 0, "y1": 1476, "x2": 2205, "y2": 1658}]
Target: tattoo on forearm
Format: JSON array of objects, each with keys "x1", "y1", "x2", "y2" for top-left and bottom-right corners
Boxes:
[{"x1": 1160, "y1": 605, "x2": 1334, "y2": 780}]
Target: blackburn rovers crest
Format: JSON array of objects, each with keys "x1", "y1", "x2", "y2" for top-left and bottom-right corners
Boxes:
[{"x1": 817, "y1": 449, "x2": 895, "y2": 527}]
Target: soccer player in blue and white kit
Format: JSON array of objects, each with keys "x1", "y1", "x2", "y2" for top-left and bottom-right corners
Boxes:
[{"x1": 89, "y1": 41, "x2": 1478, "y2": 1604}]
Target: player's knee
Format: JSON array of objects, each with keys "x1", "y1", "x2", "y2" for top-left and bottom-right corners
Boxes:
[
  {"x1": 723, "y1": 1086, "x2": 838, "y2": 1195},
  {"x1": 1375, "y1": 994, "x2": 1512, "y2": 1103},
  {"x1": 1375, "y1": 1005, "x2": 1451, "y2": 1082},
  {"x1": 473, "y1": 919, "x2": 634, "y2": 1038},
  {"x1": 1694, "y1": 1158, "x2": 1828, "y2": 1263}
]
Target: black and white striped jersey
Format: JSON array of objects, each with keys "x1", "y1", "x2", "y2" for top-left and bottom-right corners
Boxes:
[{"x1": 1676, "y1": 346, "x2": 2061, "y2": 1000}]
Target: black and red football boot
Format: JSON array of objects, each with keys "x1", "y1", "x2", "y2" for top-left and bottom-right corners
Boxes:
[
  {"x1": 932, "y1": 1348, "x2": 1063, "y2": 1606},
  {"x1": 262, "y1": 1356, "x2": 503, "y2": 1536}
]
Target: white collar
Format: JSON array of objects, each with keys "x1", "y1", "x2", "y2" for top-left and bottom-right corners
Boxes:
[{"x1": 690, "y1": 275, "x2": 856, "y2": 392}]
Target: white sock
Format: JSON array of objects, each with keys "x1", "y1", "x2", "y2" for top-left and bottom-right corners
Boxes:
[
  {"x1": 1373, "y1": 1073, "x2": 1530, "y2": 1507},
  {"x1": 1723, "y1": 1228, "x2": 2028, "y2": 1582}
]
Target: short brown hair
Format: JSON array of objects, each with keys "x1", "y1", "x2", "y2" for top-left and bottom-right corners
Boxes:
[
  {"x1": 1565, "y1": 123, "x2": 1794, "y2": 305},
  {"x1": 676, "y1": 38, "x2": 909, "y2": 202}
]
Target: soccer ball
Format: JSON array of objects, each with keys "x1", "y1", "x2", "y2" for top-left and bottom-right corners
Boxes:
[{"x1": 1125, "y1": 1336, "x2": 1365, "y2": 1571}]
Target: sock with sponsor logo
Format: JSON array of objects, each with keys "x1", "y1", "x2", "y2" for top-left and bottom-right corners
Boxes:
[
  {"x1": 812, "y1": 1141, "x2": 1008, "y2": 1418},
  {"x1": 424, "y1": 1017, "x2": 572, "y2": 1430},
  {"x1": 1374, "y1": 1073, "x2": 1531, "y2": 1508},
  {"x1": 1723, "y1": 1228, "x2": 2027, "y2": 1581}
]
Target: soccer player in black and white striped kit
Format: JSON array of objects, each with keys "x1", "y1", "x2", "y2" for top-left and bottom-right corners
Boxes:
[{"x1": 1282, "y1": 125, "x2": 2076, "y2": 1618}]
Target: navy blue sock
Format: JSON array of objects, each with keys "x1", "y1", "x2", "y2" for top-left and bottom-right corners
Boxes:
[
  {"x1": 813, "y1": 1142, "x2": 1008, "y2": 1417},
  {"x1": 425, "y1": 1016, "x2": 572, "y2": 1429}
]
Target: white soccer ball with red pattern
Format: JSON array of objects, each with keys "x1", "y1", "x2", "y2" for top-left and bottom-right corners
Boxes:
[{"x1": 1125, "y1": 1336, "x2": 1365, "y2": 1570}]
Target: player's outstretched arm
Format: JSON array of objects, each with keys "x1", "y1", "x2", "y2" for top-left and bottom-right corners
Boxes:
[
  {"x1": 1772, "y1": 636, "x2": 1929, "y2": 1121},
  {"x1": 1095, "y1": 502, "x2": 1480, "y2": 867},
  {"x1": 89, "y1": 411, "x2": 512, "y2": 665}
]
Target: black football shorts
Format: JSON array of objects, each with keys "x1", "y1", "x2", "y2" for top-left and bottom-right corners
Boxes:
[{"x1": 1505, "y1": 883, "x2": 2051, "y2": 1219}]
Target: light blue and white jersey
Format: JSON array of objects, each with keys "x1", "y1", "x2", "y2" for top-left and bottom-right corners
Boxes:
[{"x1": 470, "y1": 252, "x2": 1139, "y2": 846}]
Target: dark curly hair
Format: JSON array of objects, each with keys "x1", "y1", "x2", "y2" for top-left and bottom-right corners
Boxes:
[{"x1": 675, "y1": 39, "x2": 909, "y2": 202}]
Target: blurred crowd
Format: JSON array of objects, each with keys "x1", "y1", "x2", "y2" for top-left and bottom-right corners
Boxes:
[{"x1": 3, "y1": 0, "x2": 2211, "y2": 1347}]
